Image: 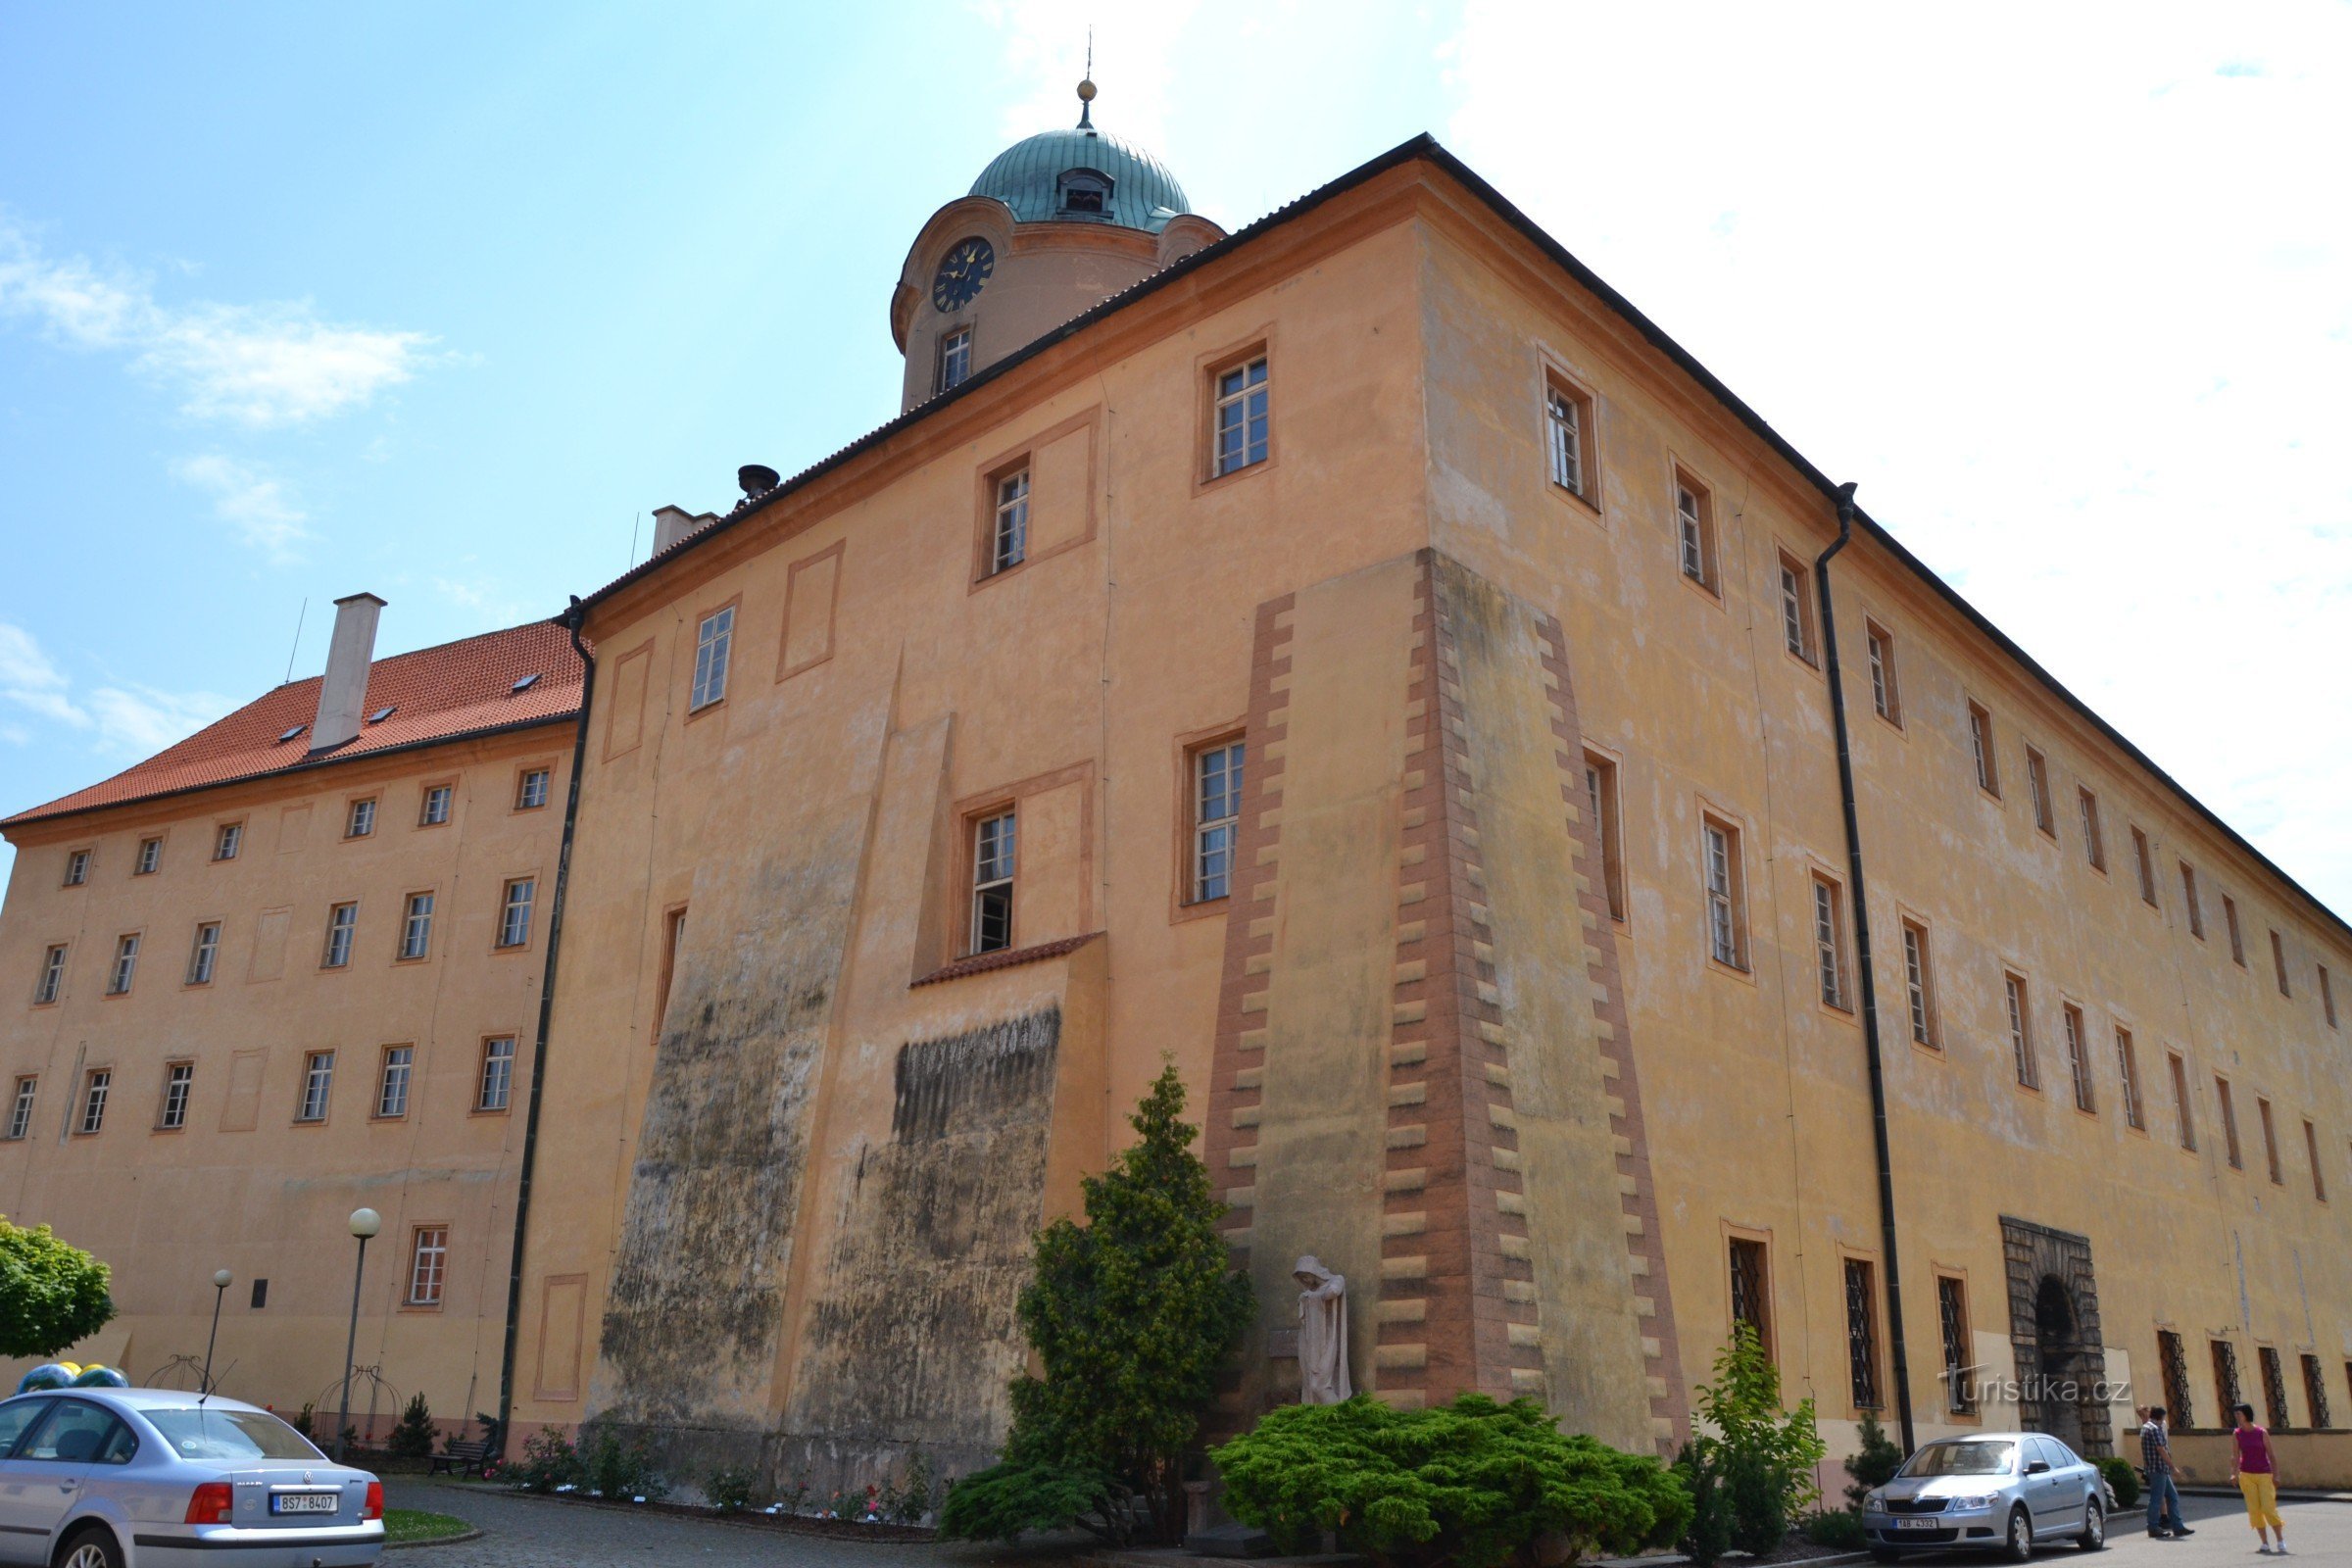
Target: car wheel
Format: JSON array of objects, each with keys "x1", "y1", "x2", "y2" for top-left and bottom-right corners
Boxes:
[
  {"x1": 2003, "y1": 1505, "x2": 2034, "y2": 1562},
  {"x1": 54, "y1": 1525, "x2": 123, "y2": 1568},
  {"x1": 2077, "y1": 1497, "x2": 2104, "y2": 1550}
]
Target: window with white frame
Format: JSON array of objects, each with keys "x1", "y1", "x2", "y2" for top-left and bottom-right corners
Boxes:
[
  {"x1": 63, "y1": 850, "x2": 90, "y2": 887},
  {"x1": 77, "y1": 1070, "x2": 110, "y2": 1135},
  {"x1": 214, "y1": 821, "x2": 243, "y2": 860},
  {"x1": 2063, "y1": 1004, "x2": 2093, "y2": 1112},
  {"x1": 1546, "y1": 383, "x2": 1591, "y2": 500},
  {"x1": 478, "y1": 1037, "x2": 516, "y2": 1112},
  {"x1": 1778, "y1": 555, "x2": 1816, "y2": 663},
  {"x1": 159, "y1": 1062, "x2": 192, "y2": 1130},
  {"x1": 1865, "y1": 620, "x2": 1900, "y2": 724},
  {"x1": 1674, "y1": 471, "x2": 1716, "y2": 590},
  {"x1": 1900, "y1": 919, "x2": 1937, "y2": 1048},
  {"x1": 1584, "y1": 753, "x2": 1626, "y2": 921},
  {"x1": 318, "y1": 902, "x2": 356, "y2": 968},
  {"x1": 516, "y1": 768, "x2": 551, "y2": 810},
  {"x1": 2116, "y1": 1027, "x2": 2145, "y2": 1130},
  {"x1": 937, "y1": 326, "x2": 972, "y2": 393},
  {"x1": 2025, "y1": 747, "x2": 2055, "y2": 836},
  {"x1": 991, "y1": 467, "x2": 1029, "y2": 574},
  {"x1": 187, "y1": 922, "x2": 220, "y2": 986},
  {"x1": 346, "y1": 798, "x2": 377, "y2": 839},
  {"x1": 971, "y1": 810, "x2": 1016, "y2": 955},
  {"x1": 1811, "y1": 874, "x2": 1848, "y2": 1009},
  {"x1": 1192, "y1": 741, "x2": 1245, "y2": 903},
  {"x1": 135, "y1": 837, "x2": 162, "y2": 875},
  {"x1": 106, "y1": 934, "x2": 139, "y2": 996},
  {"x1": 2004, "y1": 972, "x2": 2038, "y2": 1090},
  {"x1": 1212, "y1": 356, "x2": 1270, "y2": 476},
  {"x1": 497, "y1": 878, "x2": 536, "y2": 950},
  {"x1": 1702, "y1": 817, "x2": 1746, "y2": 970},
  {"x1": 690, "y1": 606, "x2": 734, "y2": 711},
  {"x1": 420, "y1": 785, "x2": 453, "y2": 827},
  {"x1": 377, "y1": 1046, "x2": 413, "y2": 1119},
  {"x1": 6, "y1": 1078, "x2": 34, "y2": 1141},
  {"x1": 297, "y1": 1051, "x2": 334, "y2": 1122},
  {"x1": 35, "y1": 946, "x2": 66, "y2": 1006},
  {"x1": 408, "y1": 1226, "x2": 449, "y2": 1306},
  {"x1": 399, "y1": 893, "x2": 434, "y2": 961}
]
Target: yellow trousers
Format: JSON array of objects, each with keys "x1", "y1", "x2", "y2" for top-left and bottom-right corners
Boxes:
[{"x1": 2238, "y1": 1471, "x2": 2282, "y2": 1532}]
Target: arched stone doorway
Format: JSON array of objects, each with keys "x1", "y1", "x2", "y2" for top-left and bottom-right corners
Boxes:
[
  {"x1": 2001, "y1": 1216, "x2": 2113, "y2": 1456},
  {"x1": 2034, "y1": 1275, "x2": 2088, "y2": 1452}
]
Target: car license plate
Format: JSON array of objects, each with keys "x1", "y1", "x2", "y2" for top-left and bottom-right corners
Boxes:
[
  {"x1": 271, "y1": 1492, "x2": 339, "y2": 1515},
  {"x1": 1897, "y1": 1517, "x2": 1942, "y2": 1530}
]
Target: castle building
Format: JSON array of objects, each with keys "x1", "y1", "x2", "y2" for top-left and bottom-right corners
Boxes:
[{"x1": 6, "y1": 90, "x2": 2349, "y2": 1491}]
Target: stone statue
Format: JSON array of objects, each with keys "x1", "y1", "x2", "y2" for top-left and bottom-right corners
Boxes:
[{"x1": 1294, "y1": 1255, "x2": 1351, "y2": 1404}]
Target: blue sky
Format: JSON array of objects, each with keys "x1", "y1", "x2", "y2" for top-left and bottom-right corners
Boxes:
[{"x1": 3, "y1": 1, "x2": 2348, "y2": 914}]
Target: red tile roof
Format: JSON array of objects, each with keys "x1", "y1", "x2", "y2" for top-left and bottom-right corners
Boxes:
[
  {"x1": 911, "y1": 932, "x2": 1103, "y2": 987},
  {"x1": 2, "y1": 621, "x2": 585, "y2": 829}
]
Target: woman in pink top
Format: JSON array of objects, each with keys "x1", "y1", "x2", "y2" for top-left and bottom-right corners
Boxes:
[{"x1": 2230, "y1": 1403, "x2": 2286, "y2": 1554}]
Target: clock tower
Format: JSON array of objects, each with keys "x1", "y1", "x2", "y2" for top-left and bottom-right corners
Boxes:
[{"x1": 891, "y1": 79, "x2": 1223, "y2": 413}]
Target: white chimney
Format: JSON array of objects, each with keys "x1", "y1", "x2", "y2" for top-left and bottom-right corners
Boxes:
[
  {"x1": 310, "y1": 592, "x2": 385, "y2": 754},
  {"x1": 651, "y1": 505, "x2": 717, "y2": 556}
]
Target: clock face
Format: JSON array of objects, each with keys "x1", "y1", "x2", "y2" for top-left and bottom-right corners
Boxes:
[{"x1": 931, "y1": 237, "x2": 996, "y2": 313}]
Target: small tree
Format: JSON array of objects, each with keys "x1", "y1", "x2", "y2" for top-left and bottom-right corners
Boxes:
[
  {"x1": 388, "y1": 1392, "x2": 437, "y2": 1459},
  {"x1": 1841, "y1": 1409, "x2": 1905, "y2": 1510},
  {"x1": 941, "y1": 1061, "x2": 1252, "y2": 1544},
  {"x1": 0, "y1": 1217, "x2": 114, "y2": 1359},
  {"x1": 1675, "y1": 1324, "x2": 1826, "y2": 1564}
]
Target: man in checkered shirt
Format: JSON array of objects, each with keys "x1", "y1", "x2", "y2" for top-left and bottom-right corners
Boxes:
[{"x1": 2142, "y1": 1405, "x2": 2193, "y2": 1539}]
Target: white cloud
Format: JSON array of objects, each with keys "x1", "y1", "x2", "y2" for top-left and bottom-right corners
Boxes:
[
  {"x1": 970, "y1": 0, "x2": 1201, "y2": 150},
  {"x1": 1444, "y1": 0, "x2": 2352, "y2": 911},
  {"x1": 0, "y1": 220, "x2": 435, "y2": 428},
  {"x1": 173, "y1": 454, "x2": 309, "y2": 557},
  {"x1": 0, "y1": 621, "x2": 89, "y2": 729},
  {"x1": 83, "y1": 683, "x2": 234, "y2": 757}
]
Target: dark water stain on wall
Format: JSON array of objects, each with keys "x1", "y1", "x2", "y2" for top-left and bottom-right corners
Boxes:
[{"x1": 776, "y1": 1007, "x2": 1061, "y2": 1490}]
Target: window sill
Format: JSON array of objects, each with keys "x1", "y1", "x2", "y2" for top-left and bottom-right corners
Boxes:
[
  {"x1": 1545, "y1": 480, "x2": 1602, "y2": 521},
  {"x1": 1195, "y1": 454, "x2": 1273, "y2": 497},
  {"x1": 1705, "y1": 956, "x2": 1756, "y2": 988},
  {"x1": 912, "y1": 931, "x2": 1104, "y2": 988},
  {"x1": 1170, "y1": 895, "x2": 1233, "y2": 927}
]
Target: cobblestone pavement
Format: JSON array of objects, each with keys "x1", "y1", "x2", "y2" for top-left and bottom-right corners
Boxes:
[{"x1": 383, "y1": 1480, "x2": 1084, "y2": 1567}]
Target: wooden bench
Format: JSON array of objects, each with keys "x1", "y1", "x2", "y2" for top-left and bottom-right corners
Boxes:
[{"x1": 428, "y1": 1437, "x2": 497, "y2": 1478}]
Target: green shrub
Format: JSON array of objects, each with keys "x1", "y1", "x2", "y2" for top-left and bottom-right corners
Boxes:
[
  {"x1": 1842, "y1": 1410, "x2": 1905, "y2": 1508},
  {"x1": 938, "y1": 1459, "x2": 1145, "y2": 1544},
  {"x1": 0, "y1": 1216, "x2": 115, "y2": 1358},
  {"x1": 288, "y1": 1404, "x2": 316, "y2": 1443},
  {"x1": 387, "y1": 1393, "x2": 436, "y2": 1459},
  {"x1": 581, "y1": 1426, "x2": 668, "y2": 1501},
  {"x1": 1803, "y1": 1507, "x2": 1866, "y2": 1548},
  {"x1": 1212, "y1": 1393, "x2": 1690, "y2": 1568},
  {"x1": 507, "y1": 1427, "x2": 583, "y2": 1494},
  {"x1": 1675, "y1": 1326, "x2": 1826, "y2": 1565},
  {"x1": 880, "y1": 1447, "x2": 936, "y2": 1524},
  {"x1": 705, "y1": 1466, "x2": 757, "y2": 1514},
  {"x1": 2099, "y1": 1455, "x2": 2140, "y2": 1509}
]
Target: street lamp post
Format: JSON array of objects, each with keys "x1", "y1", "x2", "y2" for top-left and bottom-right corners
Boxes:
[
  {"x1": 200, "y1": 1269, "x2": 232, "y2": 1396},
  {"x1": 334, "y1": 1208, "x2": 381, "y2": 1462}
]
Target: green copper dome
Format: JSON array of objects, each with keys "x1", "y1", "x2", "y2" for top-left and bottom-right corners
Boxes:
[{"x1": 968, "y1": 124, "x2": 1191, "y2": 233}]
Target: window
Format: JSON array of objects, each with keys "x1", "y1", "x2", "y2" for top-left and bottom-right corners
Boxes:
[
  {"x1": 2225, "y1": 896, "x2": 2246, "y2": 965},
  {"x1": 1936, "y1": 1275, "x2": 1975, "y2": 1414},
  {"x1": 2180, "y1": 863, "x2": 2204, "y2": 939},
  {"x1": 1811, "y1": 874, "x2": 1848, "y2": 1009},
  {"x1": 990, "y1": 466, "x2": 1029, "y2": 575},
  {"x1": 936, "y1": 326, "x2": 971, "y2": 393},
  {"x1": 2132, "y1": 826, "x2": 2157, "y2": 905},
  {"x1": 1728, "y1": 1238, "x2": 1771, "y2": 1355},
  {"x1": 106, "y1": 933, "x2": 139, "y2": 996},
  {"x1": 1844, "y1": 1257, "x2": 1883, "y2": 1410},
  {"x1": 2116, "y1": 1027, "x2": 2145, "y2": 1130},
  {"x1": 297, "y1": 1051, "x2": 334, "y2": 1122},
  {"x1": 1675, "y1": 471, "x2": 1718, "y2": 591},
  {"x1": 77, "y1": 1069, "x2": 110, "y2": 1135},
  {"x1": 2158, "y1": 1329, "x2": 2194, "y2": 1429},
  {"x1": 515, "y1": 768, "x2": 551, "y2": 810},
  {"x1": 346, "y1": 798, "x2": 377, "y2": 839},
  {"x1": 322, "y1": 903, "x2": 357, "y2": 968},
  {"x1": 2306, "y1": 1120, "x2": 2328, "y2": 1201},
  {"x1": 2260, "y1": 1347, "x2": 2290, "y2": 1430},
  {"x1": 2212, "y1": 1340, "x2": 2244, "y2": 1421},
  {"x1": 250, "y1": 1279, "x2": 268, "y2": 1309},
  {"x1": 1701, "y1": 817, "x2": 1747, "y2": 970},
  {"x1": 407, "y1": 1226, "x2": 448, "y2": 1307},
  {"x1": 970, "y1": 811, "x2": 1016, "y2": 954},
  {"x1": 2003, "y1": 973, "x2": 2038, "y2": 1090},
  {"x1": 135, "y1": 837, "x2": 162, "y2": 875},
  {"x1": 1584, "y1": 753, "x2": 1626, "y2": 921},
  {"x1": 1058, "y1": 168, "x2": 1111, "y2": 213},
  {"x1": 1212, "y1": 356, "x2": 1271, "y2": 476},
  {"x1": 2217, "y1": 1077, "x2": 2243, "y2": 1170},
  {"x1": 2259, "y1": 1098, "x2": 2282, "y2": 1185},
  {"x1": 186, "y1": 922, "x2": 220, "y2": 986},
  {"x1": 419, "y1": 785, "x2": 452, "y2": 827},
  {"x1": 5, "y1": 1078, "x2": 33, "y2": 1141},
  {"x1": 2321, "y1": 966, "x2": 2337, "y2": 1029},
  {"x1": 399, "y1": 893, "x2": 434, "y2": 961},
  {"x1": 34, "y1": 945, "x2": 66, "y2": 1005},
  {"x1": 478, "y1": 1037, "x2": 516, "y2": 1112},
  {"x1": 1900, "y1": 920, "x2": 1938, "y2": 1048},
  {"x1": 1967, "y1": 702, "x2": 1999, "y2": 796},
  {"x1": 377, "y1": 1046, "x2": 413, "y2": 1119},
  {"x1": 1191, "y1": 741, "x2": 1245, "y2": 903},
  {"x1": 1777, "y1": 554, "x2": 1817, "y2": 663},
  {"x1": 214, "y1": 821, "x2": 242, "y2": 860},
  {"x1": 2169, "y1": 1051, "x2": 2196, "y2": 1151},
  {"x1": 2062, "y1": 1004, "x2": 2093, "y2": 1112},
  {"x1": 497, "y1": 878, "x2": 536, "y2": 950},
  {"x1": 2270, "y1": 929, "x2": 2290, "y2": 996},
  {"x1": 63, "y1": 849, "x2": 89, "y2": 886},
  {"x1": 1865, "y1": 620, "x2": 1900, "y2": 723},
  {"x1": 653, "y1": 906, "x2": 687, "y2": 1043},
  {"x1": 690, "y1": 606, "x2": 734, "y2": 711},
  {"x1": 158, "y1": 1061, "x2": 192, "y2": 1131},
  {"x1": 2303, "y1": 1354, "x2": 2333, "y2": 1429},
  {"x1": 2025, "y1": 749, "x2": 2055, "y2": 837},
  {"x1": 2078, "y1": 788, "x2": 2105, "y2": 870}
]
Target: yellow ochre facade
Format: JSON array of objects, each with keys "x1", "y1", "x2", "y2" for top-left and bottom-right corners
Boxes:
[{"x1": 4, "y1": 120, "x2": 2348, "y2": 1491}]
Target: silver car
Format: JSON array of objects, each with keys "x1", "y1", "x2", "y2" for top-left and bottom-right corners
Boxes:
[
  {"x1": 1861, "y1": 1431, "x2": 2106, "y2": 1561},
  {"x1": 0, "y1": 1387, "x2": 383, "y2": 1567}
]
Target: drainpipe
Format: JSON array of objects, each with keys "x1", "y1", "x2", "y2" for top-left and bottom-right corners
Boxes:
[
  {"x1": 1814, "y1": 483, "x2": 1917, "y2": 1454},
  {"x1": 495, "y1": 595, "x2": 597, "y2": 1455}
]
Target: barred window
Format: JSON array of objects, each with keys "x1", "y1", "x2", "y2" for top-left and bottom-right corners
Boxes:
[
  {"x1": 1844, "y1": 1258, "x2": 1882, "y2": 1410},
  {"x1": 2259, "y1": 1347, "x2": 2291, "y2": 1429},
  {"x1": 1937, "y1": 1276, "x2": 1975, "y2": 1414},
  {"x1": 2212, "y1": 1340, "x2": 2243, "y2": 1422},
  {"x1": 1728, "y1": 1238, "x2": 1770, "y2": 1356},
  {"x1": 2302, "y1": 1354, "x2": 2332, "y2": 1430},
  {"x1": 2158, "y1": 1330, "x2": 2193, "y2": 1430}
]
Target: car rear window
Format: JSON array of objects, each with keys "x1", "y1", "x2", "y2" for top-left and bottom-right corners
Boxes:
[{"x1": 142, "y1": 1408, "x2": 323, "y2": 1461}]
